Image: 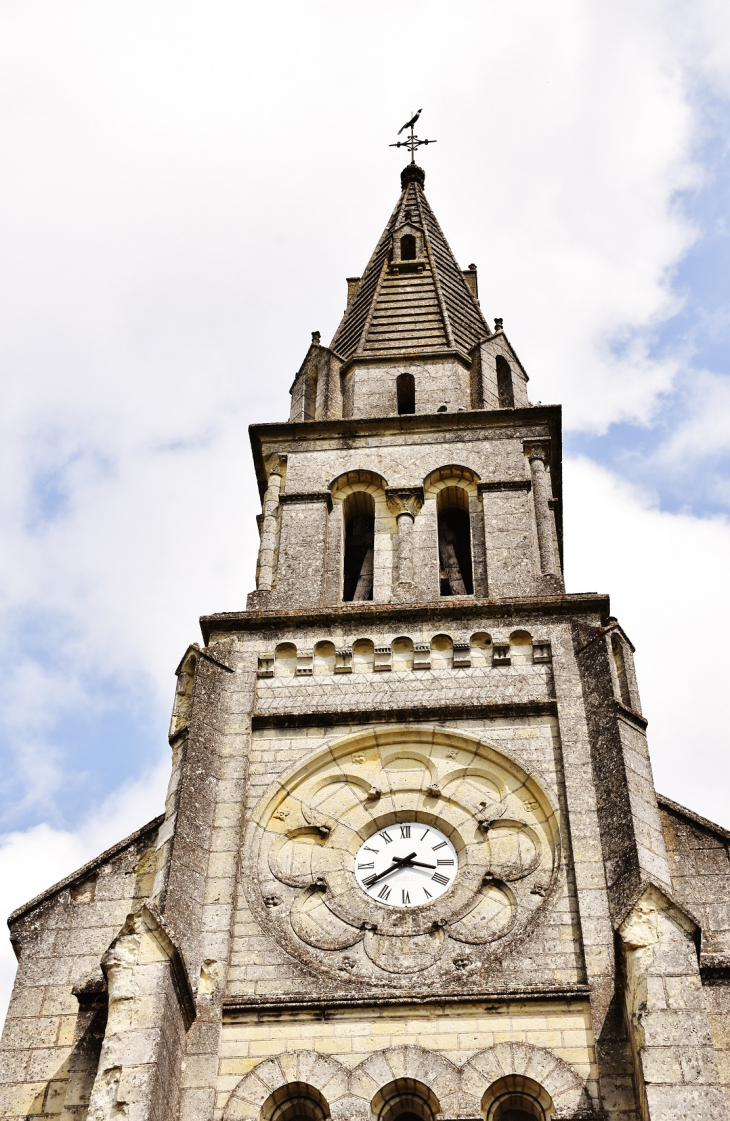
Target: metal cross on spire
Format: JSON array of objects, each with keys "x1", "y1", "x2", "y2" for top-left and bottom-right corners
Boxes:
[{"x1": 389, "y1": 109, "x2": 437, "y2": 163}]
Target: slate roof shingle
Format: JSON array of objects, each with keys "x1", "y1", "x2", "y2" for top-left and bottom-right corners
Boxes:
[{"x1": 330, "y1": 165, "x2": 491, "y2": 361}]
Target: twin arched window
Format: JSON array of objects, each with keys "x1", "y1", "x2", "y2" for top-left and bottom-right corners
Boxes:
[{"x1": 340, "y1": 483, "x2": 474, "y2": 601}]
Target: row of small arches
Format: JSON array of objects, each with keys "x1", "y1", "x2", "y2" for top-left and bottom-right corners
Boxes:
[
  {"x1": 260, "y1": 1075, "x2": 548, "y2": 1121},
  {"x1": 258, "y1": 630, "x2": 551, "y2": 678}
]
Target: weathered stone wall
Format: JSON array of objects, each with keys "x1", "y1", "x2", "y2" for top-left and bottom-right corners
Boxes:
[
  {"x1": 659, "y1": 798, "x2": 730, "y2": 1116},
  {"x1": 215, "y1": 1002, "x2": 599, "y2": 1121},
  {"x1": 342, "y1": 358, "x2": 472, "y2": 418},
  {"x1": 0, "y1": 820, "x2": 160, "y2": 1120}
]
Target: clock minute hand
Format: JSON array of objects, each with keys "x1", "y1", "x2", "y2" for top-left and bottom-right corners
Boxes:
[{"x1": 362, "y1": 852, "x2": 417, "y2": 888}]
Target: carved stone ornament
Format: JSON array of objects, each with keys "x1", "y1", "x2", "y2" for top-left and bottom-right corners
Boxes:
[{"x1": 244, "y1": 728, "x2": 560, "y2": 987}]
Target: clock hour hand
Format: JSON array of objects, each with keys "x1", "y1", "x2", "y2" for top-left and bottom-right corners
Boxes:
[
  {"x1": 405, "y1": 859, "x2": 436, "y2": 870},
  {"x1": 362, "y1": 852, "x2": 417, "y2": 888}
]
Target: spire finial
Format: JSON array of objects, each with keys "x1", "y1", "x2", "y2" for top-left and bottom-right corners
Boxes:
[{"x1": 389, "y1": 109, "x2": 437, "y2": 164}]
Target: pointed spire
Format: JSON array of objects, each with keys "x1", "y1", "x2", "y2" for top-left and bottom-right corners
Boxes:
[{"x1": 330, "y1": 166, "x2": 491, "y2": 362}]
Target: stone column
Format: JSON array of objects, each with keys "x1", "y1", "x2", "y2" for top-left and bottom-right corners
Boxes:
[
  {"x1": 386, "y1": 486, "x2": 424, "y2": 599},
  {"x1": 525, "y1": 443, "x2": 559, "y2": 578},
  {"x1": 396, "y1": 510, "x2": 414, "y2": 584},
  {"x1": 256, "y1": 465, "x2": 284, "y2": 591}
]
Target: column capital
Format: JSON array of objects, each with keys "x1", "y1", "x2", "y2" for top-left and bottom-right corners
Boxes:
[
  {"x1": 265, "y1": 455, "x2": 286, "y2": 480},
  {"x1": 386, "y1": 485, "x2": 424, "y2": 518},
  {"x1": 522, "y1": 438, "x2": 551, "y2": 464}
]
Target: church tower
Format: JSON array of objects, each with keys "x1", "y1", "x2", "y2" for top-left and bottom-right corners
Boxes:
[{"x1": 2, "y1": 162, "x2": 729, "y2": 1121}]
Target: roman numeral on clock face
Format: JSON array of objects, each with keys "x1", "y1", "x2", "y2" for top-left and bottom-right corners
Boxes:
[
  {"x1": 362, "y1": 874, "x2": 378, "y2": 888},
  {"x1": 399, "y1": 825, "x2": 411, "y2": 839},
  {"x1": 432, "y1": 872, "x2": 449, "y2": 886},
  {"x1": 401, "y1": 890, "x2": 410, "y2": 904},
  {"x1": 378, "y1": 885, "x2": 391, "y2": 901},
  {"x1": 437, "y1": 859, "x2": 454, "y2": 866},
  {"x1": 379, "y1": 831, "x2": 393, "y2": 844},
  {"x1": 432, "y1": 841, "x2": 447, "y2": 850},
  {"x1": 357, "y1": 862, "x2": 374, "y2": 869}
]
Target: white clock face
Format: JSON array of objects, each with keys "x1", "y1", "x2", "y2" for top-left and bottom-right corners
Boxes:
[{"x1": 354, "y1": 822, "x2": 457, "y2": 908}]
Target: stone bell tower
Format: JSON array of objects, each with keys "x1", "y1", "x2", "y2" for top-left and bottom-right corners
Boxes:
[{"x1": 2, "y1": 162, "x2": 730, "y2": 1121}]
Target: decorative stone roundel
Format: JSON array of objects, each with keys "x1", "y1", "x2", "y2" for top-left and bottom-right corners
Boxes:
[{"x1": 244, "y1": 727, "x2": 560, "y2": 986}]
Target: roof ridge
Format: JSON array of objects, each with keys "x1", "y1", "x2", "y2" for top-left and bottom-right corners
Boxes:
[
  {"x1": 8, "y1": 813, "x2": 164, "y2": 925},
  {"x1": 657, "y1": 792, "x2": 730, "y2": 841},
  {"x1": 415, "y1": 182, "x2": 454, "y2": 350}
]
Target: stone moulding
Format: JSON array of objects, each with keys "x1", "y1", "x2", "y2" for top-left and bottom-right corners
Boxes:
[
  {"x1": 478, "y1": 479, "x2": 532, "y2": 492},
  {"x1": 279, "y1": 491, "x2": 334, "y2": 511},
  {"x1": 221, "y1": 984, "x2": 591, "y2": 1014},
  {"x1": 199, "y1": 592, "x2": 609, "y2": 643},
  {"x1": 251, "y1": 700, "x2": 558, "y2": 731}
]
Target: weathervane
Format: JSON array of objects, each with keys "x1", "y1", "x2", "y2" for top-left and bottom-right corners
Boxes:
[{"x1": 389, "y1": 109, "x2": 437, "y2": 163}]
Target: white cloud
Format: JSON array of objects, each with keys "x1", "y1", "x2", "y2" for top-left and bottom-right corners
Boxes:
[
  {"x1": 564, "y1": 455, "x2": 730, "y2": 828},
  {"x1": 656, "y1": 369, "x2": 730, "y2": 463}
]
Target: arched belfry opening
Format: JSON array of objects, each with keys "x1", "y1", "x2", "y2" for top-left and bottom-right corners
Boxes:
[
  {"x1": 397, "y1": 372, "x2": 416, "y2": 414},
  {"x1": 496, "y1": 355, "x2": 515, "y2": 409},
  {"x1": 262, "y1": 1083, "x2": 330, "y2": 1121},
  {"x1": 482, "y1": 1076, "x2": 551, "y2": 1121},
  {"x1": 342, "y1": 491, "x2": 375, "y2": 602},
  {"x1": 374, "y1": 1078, "x2": 439, "y2": 1121},
  {"x1": 400, "y1": 233, "x2": 417, "y2": 260},
  {"x1": 437, "y1": 487, "x2": 473, "y2": 596}
]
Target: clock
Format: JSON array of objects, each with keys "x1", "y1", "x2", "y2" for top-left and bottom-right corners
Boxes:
[
  {"x1": 247, "y1": 727, "x2": 560, "y2": 984},
  {"x1": 354, "y1": 822, "x2": 457, "y2": 907}
]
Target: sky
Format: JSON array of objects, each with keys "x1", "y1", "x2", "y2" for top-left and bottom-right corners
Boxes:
[{"x1": 0, "y1": 0, "x2": 729, "y2": 1016}]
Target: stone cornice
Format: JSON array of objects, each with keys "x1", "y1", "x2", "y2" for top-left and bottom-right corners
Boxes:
[
  {"x1": 252, "y1": 700, "x2": 558, "y2": 731},
  {"x1": 478, "y1": 479, "x2": 531, "y2": 493},
  {"x1": 200, "y1": 592, "x2": 609, "y2": 643},
  {"x1": 222, "y1": 984, "x2": 591, "y2": 1017},
  {"x1": 339, "y1": 347, "x2": 477, "y2": 375},
  {"x1": 279, "y1": 491, "x2": 333, "y2": 510}
]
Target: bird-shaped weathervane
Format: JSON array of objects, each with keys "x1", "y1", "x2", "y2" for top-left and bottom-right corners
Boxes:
[{"x1": 390, "y1": 109, "x2": 437, "y2": 163}]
